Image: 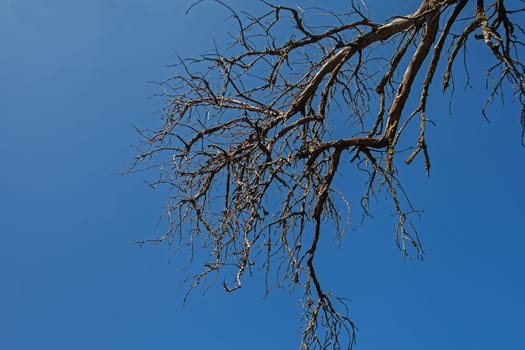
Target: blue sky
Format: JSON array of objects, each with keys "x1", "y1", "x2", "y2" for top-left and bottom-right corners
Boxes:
[{"x1": 2, "y1": 1, "x2": 524, "y2": 349}]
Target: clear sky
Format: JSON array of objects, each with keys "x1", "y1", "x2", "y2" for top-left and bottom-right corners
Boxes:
[{"x1": 2, "y1": 1, "x2": 524, "y2": 349}]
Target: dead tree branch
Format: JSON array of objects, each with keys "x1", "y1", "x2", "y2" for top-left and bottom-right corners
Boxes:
[{"x1": 130, "y1": 1, "x2": 525, "y2": 348}]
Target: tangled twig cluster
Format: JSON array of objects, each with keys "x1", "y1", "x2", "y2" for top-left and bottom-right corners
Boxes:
[{"x1": 131, "y1": 1, "x2": 524, "y2": 348}]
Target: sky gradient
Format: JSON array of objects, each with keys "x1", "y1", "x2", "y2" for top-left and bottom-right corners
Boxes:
[{"x1": 2, "y1": 1, "x2": 525, "y2": 349}]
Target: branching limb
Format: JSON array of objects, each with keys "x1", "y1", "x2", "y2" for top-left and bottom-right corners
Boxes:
[{"x1": 129, "y1": 1, "x2": 525, "y2": 349}]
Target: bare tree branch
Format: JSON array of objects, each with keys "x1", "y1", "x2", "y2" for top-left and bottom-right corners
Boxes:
[{"x1": 129, "y1": 1, "x2": 525, "y2": 348}]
